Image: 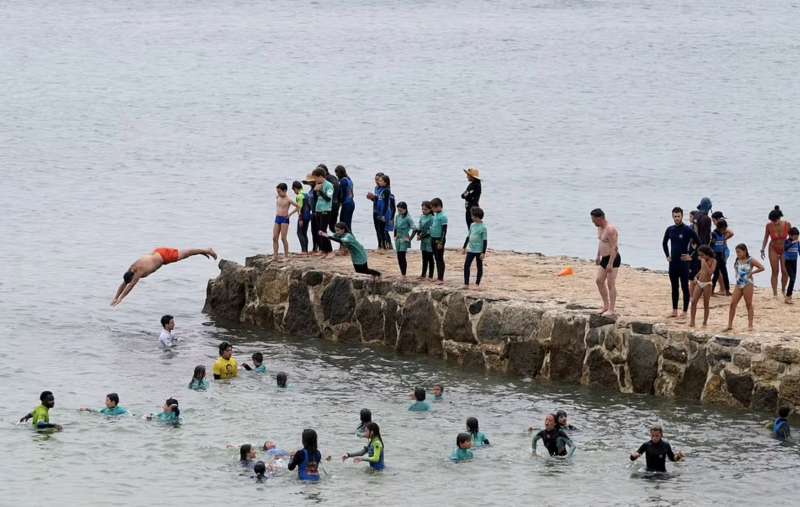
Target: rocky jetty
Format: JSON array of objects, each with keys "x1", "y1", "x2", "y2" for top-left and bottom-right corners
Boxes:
[{"x1": 204, "y1": 254, "x2": 800, "y2": 413}]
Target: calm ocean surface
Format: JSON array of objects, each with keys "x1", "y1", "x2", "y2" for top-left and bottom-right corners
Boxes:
[{"x1": 1, "y1": 0, "x2": 798, "y2": 504}]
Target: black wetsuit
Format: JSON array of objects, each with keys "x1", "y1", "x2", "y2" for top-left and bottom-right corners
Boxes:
[
  {"x1": 662, "y1": 224, "x2": 699, "y2": 311},
  {"x1": 461, "y1": 180, "x2": 482, "y2": 228},
  {"x1": 326, "y1": 174, "x2": 340, "y2": 233},
  {"x1": 533, "y1": 428, "x2": 572, "y2": 456},
  {"x1": 633, "y1": 439, "x2": 678, "y2": 473}
]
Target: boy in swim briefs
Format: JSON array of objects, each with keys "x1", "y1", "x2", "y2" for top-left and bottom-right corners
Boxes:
[
  {"x1": 111, "y1": 247, "x2": 217, "y2": 306},
  {"x1": 689, "y1": 245, "x2": 717, "y2": 327},
  {"x1": 274, "y1": 183, "x2": 298, "y2": 260}
]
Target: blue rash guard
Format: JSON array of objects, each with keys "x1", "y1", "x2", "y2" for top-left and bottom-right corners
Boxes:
[
  {"x1": 408, "y1": 401, "x2": 431, "y2": 412},
  {"x1": 774, "y1": 417, "x2": 791, "y2": 440},
  {"x1": 662, "y1": 224, "x2": 699, "y2": 262},
  {"x1": 288, "y1": 449, "x2": 321, "y2": 481}
]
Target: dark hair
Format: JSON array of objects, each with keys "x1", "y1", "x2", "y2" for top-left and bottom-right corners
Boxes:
[
  {"x1": 735, "y1": 243, "x2": 749, "y2": 258},
  {"x1": 292, "y1": 180, "x2": 303, "y2": 190},
  {"x1": 698, "y1": 245, "x2": 714, "y2": 257},
  {"x1": 218, "y1": 342, "x2": 232, "y2": 357},
  {"x1": 107, "y1": 393, "x2": 119, "y2": 406},
  {"x1": 40, "y1": 391, "x2": 54, "y2": 402},
  {"x1": 123, "y1": 270, "x2": 134, "y2": 283},
  {"x1": 671, "y1": 207, "x2": 683, "y2": 215},
  {"x1": 650, "y1": 424, "x2": 663, "y2": 434},
  {"x1": 374, "y1": 172, "x2": 384, "y2": 179},
  {"x1": 590, "y1": 208, "x2": 605, "y2": 218},
  {"x1": 302, "y1": 429, "x2": 318, "y2": 452},
  {"x1": 189, "y1": 365, "x2": 206, "y2": 386},
  {"x1": 276, "y1": 183, "x2": 288, "y2": 191},
  {"x1": 360, "y1": 408, "x2": 372, "y2": 424},
  {"x1": 779, "y1": 406, "x2": 791, "y2": 418},
  {"x1": 556, "y1": 410, "x2": 567, "y2": 421},
  {"x1": 252, "y1": 352, "x2": 263, "y2": 364},
  {"x1": 466, "y1": 417, "x2": 479, "y2": 435},
  {"x1": 790, "y1": 227, "x2": 799, "y2": 236},
  {"x1": 311, "y1": 168, "x2": 326, "y2": 178},
  {"x1": 379, "y1": 174, "x2": 391, "y2": 188},
  {"x1": 769, "y1": 205, "x2": 783, "y2": 221},
  {"x1": 430, "y1": 198, "x2": 443, "y2": 208},
  {"x1": 240, "y1": 443, "x2": 253, "y2": 462},
  {"x1": 470, "y1": 207, "x2": 484, "y2": 219},
  {"x1": 277, "y1": 372, "x2": 288, "y2": 388},
  {"x1": 414, "y1": 387, "x2": 426, "y2": 401},
  {"x1": 334, "y1": 165, "x2": 347, "y2": 179},
  {"x1": 160, "y1": 314, "x2": 173, "y2": 328},
  {"x1": 711, "y1": 211, "x2": 725, "y2": 220},
  {"x1": 254, "y1": 460, "x2": 266, "y2": 479},
  {"x1": 365, "y1": 422, "x2": 383, "y2": 445},
  {"x1": 456, "y1": 432, "x2": 471, "y2": 447},
  {"x1": 334, "y1": 221, "x2": 350, "y2": 234},
  {"x1": 716, "y1": 219, "x2": 728, "y2": 230},
  {"x1": 316, "y1": 163, "x2": 329, "y2": 174},
  {"x1": 397, "y1": 201, "x2": 408, "y2": 210},
  {"x1": 421, "y1": 200, "x2": 432, "y2": 211},
  {"x1": 434, "y1": 383, "x2": 444, "y2": 392},
  {"x1": 166, "y1": 398, "x2": 180, "y2": 419}
]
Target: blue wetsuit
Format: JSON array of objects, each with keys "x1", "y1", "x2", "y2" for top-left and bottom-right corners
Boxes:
[
  {"x1": 662, "y1": 224, "x2": 699, "y2": 311},
  {"x1": 288, "y1": 449, "x2": 321, "y2": 481}
]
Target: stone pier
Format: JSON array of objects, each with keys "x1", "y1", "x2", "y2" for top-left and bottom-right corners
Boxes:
[{"x1": 203, "y1": 251, "x2": 800, "y2": 413}]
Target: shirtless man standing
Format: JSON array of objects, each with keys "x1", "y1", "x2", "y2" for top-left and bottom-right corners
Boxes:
[
  {"x1": 274, "y1": 182, "x2": 298, "y2": 260},
  {"x1": 591, "y1": 208, "x2": 620, "y2": 317},
  {"x1": 111, "y1": 247, "x2": 217, "y2": 306}
]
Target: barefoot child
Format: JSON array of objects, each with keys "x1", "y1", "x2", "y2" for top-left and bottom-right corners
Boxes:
[
  {"x1": 393, "y1": 202, "x2": 416, "y2": 278},
  {"x1": 690, "y1": 245, "x2": 717, "y2": 327},
  {"x1": 429, "y1": 198, "x2": 448, "y2": 283},
  {"x1": 711, "y1": 218, "x2": 734, "y2": 296},
  {"x1": 462, "y1": 207, "x2": 487, "y2": 288},
  {"x1": 725, "y1": 244, "x2": 765, "y2": 332},
  {"x1": 784, "y1": 227, "x2": 799, "y2": 304},
  {"x1": 319, "y1": 223, "x2": 381, "y2": 279},
  {"x1": 417, "y1": 201, "x2": 435, "y2": 279},
  {"x1": 273, "y1": 183, "x2": 298, "y2": 260},
  {"x1": 291, "y1": 181, "x2": 311, "y2": 255}
]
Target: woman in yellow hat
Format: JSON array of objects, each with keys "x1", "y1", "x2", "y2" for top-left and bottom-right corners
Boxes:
[{"x1": 461, "y1": 168, "x2": 482, "y2": 229}]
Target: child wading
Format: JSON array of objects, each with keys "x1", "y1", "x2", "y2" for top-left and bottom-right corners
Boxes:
[
  {"x1": 417, "y1": 201, "x2": 435, "y2": 279},
  {"x1": 394, "y1": 201, "x2": 416, "y2": 278},
  {"x1": 319, "y1": 223, "x2": 381, "y2": 280},
  {"x1": 429, "y1": 198, "x2": 448, "y2": 283},
  {"x1": 342, "y1": 422, "x2": 385, "y2": 471},
  {"x1": 462, "y1": 207, "x2": 487, "y2": 288},
  {"x1": 689, "y1": 245, "x2": 717, "y2": 327},
  {"x1": 288, "y1": 429, "x2": 322, "y2": 481}
]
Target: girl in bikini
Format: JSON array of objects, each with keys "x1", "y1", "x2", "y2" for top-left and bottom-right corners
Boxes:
[
  {"x1": 689, "y1": 245, "x2": 717, "y2": 327},
  {"x1": 760, "y1": 206, "x2": 792, "y2": 297},
  {"x1": 725, "y1": 243, "x2": 765, "y2": 332}
]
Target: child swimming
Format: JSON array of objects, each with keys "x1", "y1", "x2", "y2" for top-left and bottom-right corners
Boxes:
[
  {"x1": 408, "y1": 387, "x2": 431, "y2": 412},
  {"x1": 80, "y1": 393, "x2": 129, "y2": 416},
  {"x1": 262, "y1": 440, "x2": 290, "y2": 458},
  {"x1": 690, "y1": 245, "x2": 717, "y2": 327},
  {"x1": 253, "y1": 460, "x2": 267, "y2": 482},
  {"x1": 356, "y1": 408, "x2": 372, "y2": 436},
  {"x1": 288, "y1": 429, "x2": 322, "y2": 481},
  {"x1": 240, "y1": 443, "x2": 258, "y2": 468},
  {"x1": 466, "y1": 417, "x2": 490, "y2": 447},
  {"x1": 242, "y1": 352, "x2": 267, "y2": 373},
  {"x1": 393, "y1": 201, "x2": 416, "y2": 278},
  {"x1": 342, "y1": 422, "x2": 385, "y2": 471},
  {"x1": 555, "y1": 410, "x2": 577, "y2": 431},
  {"x1": 19, "y1": 391, "x2": 62, "y2": 431},
  {"x1": 146, "y1": 398, "x2": 180, "y2": 425},
  {"x1": 188, "y1": 365, "x2": 209, "y2": 391},
  {"x1": 432, "y1": 383, "x2": 444, "y2": 401},
  {"x1": 773, "y1": 407, "x2": 791, "y2": 441},
  {"x1": 450, "y1": 432, "x2": 474, "y2": 462},
  {"x1": 532, "y1": 414, "x2": 575, "y2": 457},
  {"x1": 276, "y1": 371, "x2": 288, "y2": 388},
  {"x1": 319, "y1": 223, "x2": 381, "y2": 279}
]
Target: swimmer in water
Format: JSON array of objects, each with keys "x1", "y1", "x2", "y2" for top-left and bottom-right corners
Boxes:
[
  {"x1": 276, "y1": 371, "x2": 288, "y2": 388},
  {"x1": 432, "y1": 383, "x2": 444, "y2": 401},
  {"x1": 288, "y1": 429, "x2": 323, "y2": 481},
  {"x1": 159, "y1": 314, "x2": 178, "y2": 348},
  {"x1": 262, "y1": 440, "x2": 290, "y2": 458},
  {"x1": 111, "y1": 247, "x2": 217, "y2": 306},
  {"x1": 213, "y1": 342, "x2": 238, "y2": 380},
  {"x1": 773, "y1": 407, "x2": 791, "y2": 441},
  {"x1": 408, "y1": 387, "x2": 431, "y2": 412},
  {"x1": 80, "y1": 392, "x2": 129, "y2": 416},
  {"x1": 532, "y1": 414, "x2": 575, "y2": 457},
  {"x1": 555, "y1": 410, "x2": 577, "y2": 431},
  {"x1": 629, "y1": 425, "x2": 684, "y2": 472},
  {"x1": 240, "y1": 443, "x2": 258, "y2": 468},
  {"x1": 689, "y1": 245, "x2": 717, "y2": 327},
  {"x1": 188, "y1": 365, "x2": 209, "y2": 391},
  {"x1": 466, "y1": 417, "x2": 490, "y2": 447},
  {"x1": 342, "y1": 422, "x2": 385, "y2": 471},
  {"x1": 450, "y1": 432, "x2": 474, "y2": 462},
  {"x1": 146, "y1": 398, "x2": 180, "y2": 424},
  {"x1": 253, "y1": 461, "x2": 267, "y2": 482},
  {"x1": 19, "y1": 391, "x2": 62, "y2": 431},
  {"x1": 356, "y1": 408, "x2": 372, "y2": 436},
  {"x1": 242, "y1": 352, "x2": 266, "y2": 373}
]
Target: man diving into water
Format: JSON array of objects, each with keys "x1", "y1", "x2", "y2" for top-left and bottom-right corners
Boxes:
[{"x1": 111, "y1": 247, "x2": 217, "y2": 306}]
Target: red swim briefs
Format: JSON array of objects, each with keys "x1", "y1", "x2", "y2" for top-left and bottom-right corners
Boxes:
[{"x1": 153, "y1": 247, "x2": 181, "y2": 264}]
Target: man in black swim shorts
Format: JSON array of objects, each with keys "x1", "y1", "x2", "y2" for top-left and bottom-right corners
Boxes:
[{"x1": 591, "y1": 209, "x2": 620, "y2": 317}]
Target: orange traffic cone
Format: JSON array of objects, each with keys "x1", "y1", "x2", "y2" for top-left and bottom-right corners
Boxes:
[{"x1": 558, "y1": 266, "x2": 574, "y2": 277}]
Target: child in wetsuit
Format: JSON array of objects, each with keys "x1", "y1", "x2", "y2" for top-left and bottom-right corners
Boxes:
[
  {"x1": 690, "y1": 245, "x2": 717, "y2": 328},
  {"x1": 393, "y1": 201, "x2": 416, "y2": 278},
  {"x1": 555, "y1": 410, "x2": 577, "y2": 431},
  {"x1": 242, "y1": 352, "x2": 266, "y2": 373},
  {"x1": 408, "y1": 387, "x2": 431, "y2": 412},
  {"x1": 784, "y1": 227, "x2": 799, "y2": 304},
  {"x1": 432, "y1": 383, "x2": 444, "y2": 401},
  {"x1": 356, "y1": 408, "x2": 372, "y2": 436},
  {"x1": 19, "y1": 391, "x2": 62, "y2": 431},
  {"x1": 532, "y1": 414, "x2": 575, "y2": 457},
  {"x1": 80, "y1": 392, "x2": 129, "y2": 416},
  {"x1": 629, "y1": 425, "x2": 684, "y2": 472},
  {"x1": 430, "y1": 198, "x2": 448, "y2": 283},
  {"x1": 462, "y1": 207, "x2": 488, "y2": 287},
  {"x1": 466, "y1": 417, "x2": 490, "y2": 448},
  {"x1": 450, "y1": 432, "x2": 474, "y2": 462},
  {"x1": 147, "y1": 398, "x2": 180, "y2": 424},
  {"x1": 288, "y1": 429, "x2": 322, "y2": 481},
  {"x1": 417, "y1": 201, "x2": 435, "y2": 279},
  {"x1": 189, "y1": 365, "x2": 209, "y2": 391},
  {"x1": 319, "y1": 223, "x2": 381, "y2": 279},
  {"x1": 291, "y1": 180, "x2": 311, "y2": 255},
  {"x1": 342, "y1": 422, "x2": 385, "y2": 471}
]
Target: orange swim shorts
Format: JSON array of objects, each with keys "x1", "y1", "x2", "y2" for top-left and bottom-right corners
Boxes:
[{"x1": 153, "y1": 247, "x2": 181, "y2": 264}]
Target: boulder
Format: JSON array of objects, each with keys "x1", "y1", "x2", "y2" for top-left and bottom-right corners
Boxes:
[
  {"x1": 384, "y1": 299, "x2": 399, "y2": 347},
  {"x1": 327, "y1": 322, "x2": 362, "y2": 344},
  {"x1": 631, "y1": 321, "x2": 654, "y2": 335},
  {"x1": 469, "y1": 300, "x2": 484, "y2": 315},
  {"x1": 256, "y1": 268, "x2": 289, "y2": 305},
  {"x1": 547, "y1": 314, "x2": 588, "y2": 383},
  {"x1": 476, "y1": 303, "x2": 541, "y2": 343},
  {"x1": 397, "y1": 292, "x2": 442, "y2": 355},
  {"x1": 203, "y1": 260, "x2": 249, "y2": 321},
  {"x1": 302, "y1": 271, "x2": 324, "y2": 286},
  {"x1": 778, "y1": 375, "x2": 800, "y2": 406},
  {"x1": 584, "y1": 348, "x2": 619, "y2": 389},
  {"x1": 443, "y1": 294, "x2": 477, "y2": 343},
  {"x1": 628, "y1": 334, "x2": 658, "y2": 394},
  {"x1": 724, "y1": 371, "x2": 754, "y2": 406},
  {"x1": 674, "y1": 350, "x2": 708, "y2": 400},
  {"x1": 507, "y1": 339, "x2": 546, "y2": 377},
  {"x1": 282, "y1": 281, "x2": 319, "y2": 337},
  {"x1": 751, "y1": 383, "x2": 779, "y2": 412},
  {"x1": 321, "y1": 277, "x2": 356, "y2": 325},
  {"x1": 589, "y1": 313, "x2": 616, "y2": 328},
  {"x1": 751, "y1": 359, "x2": 786, "y2": 381},
  {"x1": 662, "y1": 345, "x2": 688, "y2": 363},
  {"x1": 356, "y1": 298, "x2": 384, "y2": 343},
  {"x1": 442, "y1": 340, "x2": 485, "y2": 370},
  {"x1": 764, "y1": 344, "x2": 800, "y2": 364},
  {"x1": 702, "y1": 374, "x2": 737, "y2": 406}
]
